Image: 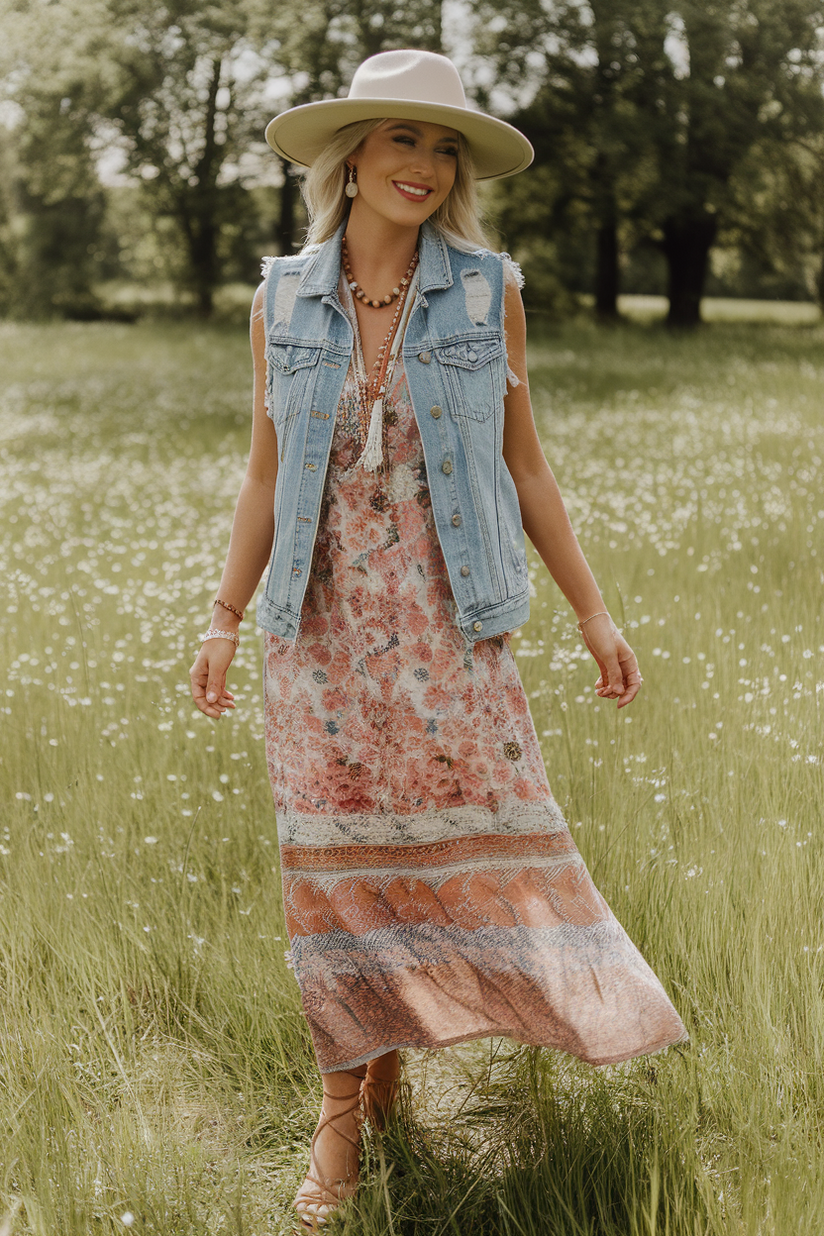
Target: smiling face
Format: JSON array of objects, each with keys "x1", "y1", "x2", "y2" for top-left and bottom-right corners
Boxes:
[{"x1": 347, "y1": 119, "x2": 459, "y2": 231}]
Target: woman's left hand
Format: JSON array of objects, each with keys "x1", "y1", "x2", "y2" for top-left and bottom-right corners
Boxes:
[{"x1": 578, "y1": 614, "x2": 643, "y2": 709}]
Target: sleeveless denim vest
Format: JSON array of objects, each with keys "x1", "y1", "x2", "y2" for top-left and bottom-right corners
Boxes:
[{"x1": 256, "y1": 219, "x2": 530, "y2": 645}]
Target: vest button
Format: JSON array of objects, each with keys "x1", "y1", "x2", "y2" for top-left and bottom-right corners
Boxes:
[
  {"x1": 430, "y1": 405, "x2": 442, "y2": 418},
  {"x1": 460, "y1": 565, "x2": 470, "y2": 577},
  {"x1": 473, "y1": 621, "x2": 483, "y2": 632},
  {"x1": 418, "y1": 351, "x2": 431, "y2": 364},
  {"x1": 305, "y1": 462, "x2": 317, "y2": 471},
  {"x1": 468, "y1": 351, "x2": 478, "y2": 363},
  {"x1": 451, "y1": 514, "x2": 462, "y2": 526},
  {"x1": 441, "y1": 460, "x2": 453, "y2": 474}
]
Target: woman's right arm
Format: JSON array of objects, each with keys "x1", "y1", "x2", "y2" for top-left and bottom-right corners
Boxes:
[{"x1": 189, "y1": 282, "x2": 278, "y2": 719}]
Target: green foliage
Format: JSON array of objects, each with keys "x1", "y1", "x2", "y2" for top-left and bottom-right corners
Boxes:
[
  {"x1": 719, "y1": 133, "x2": 824, "y2": 305},
  {"x1": 0, "y1": 90, "x2": 107, "y2": 319},
  {"x1": 1, "y1": 0, "x2": 823, "y2": 320},
  {"x1": 482, "y1": 0, "x2": 824, "y2": 324},
  {"x1": 97, "y1": 0, "x2": 275, "y2": 315},
  {"x1": 0, "y1": 0, "x2": 452, "y2": 320},
  {"x1": 0, "y1": 315, "x2": 823, "y2": 1230}
]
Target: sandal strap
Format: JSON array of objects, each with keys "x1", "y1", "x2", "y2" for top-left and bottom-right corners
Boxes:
[
  {"x1": 319, "y1": 1066, "x2": 366, "y2": 1104},
  {"x1": 320, "y1": 1085, "x2": 362, "y2": 1101},
  {"x1": 311, "y1": 1107, "x2": 362, "y2": 1152},
  {"x1": 297, "y1": 1170, "x2": 353, "y2": 1203},
  {"x1": 310, "y1": 1082, "x2": 364, "y2": 1154},
  {"x1": 296, "y1": 1068, "x2": 367, "y2": 1223}
]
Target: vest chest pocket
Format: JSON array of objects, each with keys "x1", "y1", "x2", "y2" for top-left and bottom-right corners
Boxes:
[
  {"x1": 434, "y1": 336, "x2": 505, "y2": 422},
  {"x1": 265, "y1": 339, "x2": 322, "y2": 428}
]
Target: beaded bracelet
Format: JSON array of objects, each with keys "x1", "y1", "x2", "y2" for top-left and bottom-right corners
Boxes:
[
  {"x1": 215, "y1": 598, "x2": 244, "y2": 621},
  {"x1": 201, "y1": 628, "x2": 240, "y2": 648}
]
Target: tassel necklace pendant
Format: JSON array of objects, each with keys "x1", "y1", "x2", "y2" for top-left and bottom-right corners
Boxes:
[{"x1": 346, "y1": 253, "x2": 419, "y2": 472}]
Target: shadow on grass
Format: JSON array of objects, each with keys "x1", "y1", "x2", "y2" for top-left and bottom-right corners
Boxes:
[{"x1": 338, "y1": 1044, "x2": 715, "y2": 1236}]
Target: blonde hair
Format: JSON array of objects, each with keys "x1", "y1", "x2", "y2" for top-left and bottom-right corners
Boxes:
[{"x1": 301, "y1": 119, "x2": 491, "y2": 252}]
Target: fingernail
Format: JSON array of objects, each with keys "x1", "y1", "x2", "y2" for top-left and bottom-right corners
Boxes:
[{"x1": 206, "y1": 691, "x2": 217, "y2": 703}]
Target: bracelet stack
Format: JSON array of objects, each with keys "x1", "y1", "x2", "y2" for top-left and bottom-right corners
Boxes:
[{"x1": 201, "y1": 628, "x2": 240, "y2": 648}]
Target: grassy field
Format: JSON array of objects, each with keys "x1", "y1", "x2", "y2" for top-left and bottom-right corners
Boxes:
[{"x1": 0, "y1": 306, "x2": 822, "y2": 1235}]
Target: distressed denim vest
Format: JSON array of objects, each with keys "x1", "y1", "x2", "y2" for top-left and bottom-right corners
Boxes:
[{"x1": 256, "y1": 219, "x2": 530, "y2": 646}]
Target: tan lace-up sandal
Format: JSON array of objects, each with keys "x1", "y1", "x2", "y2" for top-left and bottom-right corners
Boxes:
[
  {"x1": 294, "y1": 1070, "x2": 365, "y2": 1231},
  {"x1": 361, "y1": 1051, "x2": 401, "y2": 1131}
]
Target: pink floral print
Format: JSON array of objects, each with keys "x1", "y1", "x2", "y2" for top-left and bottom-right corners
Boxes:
[{"x1": 263, "y1": 345, "x2": 687, "y2": 1073}]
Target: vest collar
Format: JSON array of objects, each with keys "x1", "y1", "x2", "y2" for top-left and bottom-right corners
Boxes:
[{"x1": 297, "y1": 219, "x2": 453, "y2": 297}]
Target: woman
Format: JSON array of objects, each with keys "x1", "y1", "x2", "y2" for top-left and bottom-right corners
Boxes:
[{"x1": 190, "y1": 49, "x2": 687, "y2": 1231}]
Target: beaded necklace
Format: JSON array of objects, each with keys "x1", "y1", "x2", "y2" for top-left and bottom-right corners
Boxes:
[
  {"x1": 341, "y1": 234, "x2": 417, "y2": 309},
  {"x1": 344, "y1": 253, "x2": 420, "y2": 472}
]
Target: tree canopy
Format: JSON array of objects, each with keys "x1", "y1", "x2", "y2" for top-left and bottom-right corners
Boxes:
[
  {"x1": 1, "y1": 0, "x2": 822, "y2": 321},
  {"x1": 477, "y1": 0, "x2": 824, "y2": 323}
]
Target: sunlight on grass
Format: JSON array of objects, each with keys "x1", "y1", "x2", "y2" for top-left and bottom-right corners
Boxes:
[
  {"x1": 616, "y1": 294, "x2": 822, "y2": 325},
  {"x1": 0, "y1": 315, "x2": 822, "y2": 1233}
]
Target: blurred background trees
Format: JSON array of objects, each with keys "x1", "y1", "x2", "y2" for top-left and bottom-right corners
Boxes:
[{"x1": 1, "y1": 0, "x2": 822, "y2": 323}]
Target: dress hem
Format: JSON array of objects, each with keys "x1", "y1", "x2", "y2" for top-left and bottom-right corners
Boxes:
[{"x1": 321, "y1": 1024, "x2": 690, "y2": 1074}]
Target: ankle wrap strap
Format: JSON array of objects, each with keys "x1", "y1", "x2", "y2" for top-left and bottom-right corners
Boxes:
[{"x1": 321, "y1": 1085, "x2": 363, "y2": 1101}]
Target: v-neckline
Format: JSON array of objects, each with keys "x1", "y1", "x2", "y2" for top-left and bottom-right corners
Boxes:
[{"x1": 341, "y1": 270, "x2": 382, "y2": 382}]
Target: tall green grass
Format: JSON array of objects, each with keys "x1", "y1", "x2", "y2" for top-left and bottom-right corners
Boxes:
[{"x1": 0, "y1": 313, "x2": 822, "y2": 1234}]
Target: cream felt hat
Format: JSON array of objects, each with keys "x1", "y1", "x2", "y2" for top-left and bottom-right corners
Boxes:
[{"x1": 265, "y1": 49, "x2": 534, "y2": 182}]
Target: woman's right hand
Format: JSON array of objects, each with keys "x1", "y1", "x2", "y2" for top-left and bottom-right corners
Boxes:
[{"x1": 190, "y1": 638, "x2": 237, "y2": 718}]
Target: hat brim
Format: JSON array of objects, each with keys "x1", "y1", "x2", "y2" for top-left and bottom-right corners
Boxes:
[{"x1": 265, "y1": 99, "x2": 534, "y2": 181}]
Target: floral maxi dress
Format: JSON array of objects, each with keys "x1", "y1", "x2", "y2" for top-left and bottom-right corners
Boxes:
[{"x1": 263, "y1": 301, "x2": 688, "y2": 1074}]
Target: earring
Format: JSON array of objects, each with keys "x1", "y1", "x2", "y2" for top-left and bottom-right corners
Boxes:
[{"x1": 345, "y1": 166, "x2": 359, "y2": 198}]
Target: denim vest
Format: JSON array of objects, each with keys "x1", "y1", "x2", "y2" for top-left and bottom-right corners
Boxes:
[{"x1": 256, "y1": 220, "x2": 530, "y2": 645}]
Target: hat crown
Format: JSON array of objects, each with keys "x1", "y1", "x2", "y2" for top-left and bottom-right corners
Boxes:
[
  {"x1": 264, "y1": 48, "x2": 533, "y2": 181},
  {"x1": 348, "y1": 50, "x2": 468, "y2": 111}
]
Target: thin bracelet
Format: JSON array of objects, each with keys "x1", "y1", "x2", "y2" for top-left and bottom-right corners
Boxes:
[
  {"x1": 201, "y1": 628, "x2": 240, "y2": 648},
  {"x1": 214, "y1": 598, "x2": 244, "y2": 621},
  {"x1": 578, "y1": 610, "x2": 610, "y2": 629}
]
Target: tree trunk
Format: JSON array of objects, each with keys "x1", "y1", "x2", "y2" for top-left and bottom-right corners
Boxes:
[
  {"x1": 662, "y1": 213, "x2": 718, "y2": 328},
  {"x1": 278, "y1": 158, "x2": 296, "y2": 255},
  {"x1": 187, "y1": 57, "x2": 222, "y2": 319},
  {"x1": 594, "y1": 212, "x2": 619, "y2": 320},
  {"x1": 190, "y1": 215, "x2": 217, "y2": 318},
  {"x1": 429, "y1": 0, "x2": 443, "y2": 52},
  {"x1": 590, "y1": 29, "x2": 620, "y2": 322}
]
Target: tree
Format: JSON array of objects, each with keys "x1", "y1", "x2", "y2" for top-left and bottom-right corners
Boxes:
[
  {"x1": 1, "y1": 0, "x2": 451, "y2": 316},
  {"x1": 98, "y1": 0, "x2": 447, "y2": 302},
  {"x1": 474, "y1": 0, "x2": 824, "y2": 326},
  {"x1": 0, "y1": 1, "x2": 109, "y2": 317},
  {"x1": 474, "y1": 0, "x2": 666, "y2": 319},
  {"x1": 12, "y1": 93, "x2": 107, "y2": 318},
  {"x1": 650, "y1": 0, "x2": 824, "y2": 325},
  {"x1": 721, "y1": 131, "x2": 824, "y2": 306},
  {"x1": 98, "y1": 0, "x2": 275, "y2": 316}
]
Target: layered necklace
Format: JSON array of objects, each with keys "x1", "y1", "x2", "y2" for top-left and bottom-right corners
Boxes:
[{"x1": 342, "y1": 235, "x2": 420, "y2": 472}]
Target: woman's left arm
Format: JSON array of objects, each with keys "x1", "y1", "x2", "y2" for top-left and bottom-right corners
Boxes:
[{"x1": 501, "y1": 278, "x2": 642, "y2": 708}]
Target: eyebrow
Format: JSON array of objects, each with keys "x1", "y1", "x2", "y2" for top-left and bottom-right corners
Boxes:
[{"x1": 386, "y1": 122, "x2": 458, "y2": 145}]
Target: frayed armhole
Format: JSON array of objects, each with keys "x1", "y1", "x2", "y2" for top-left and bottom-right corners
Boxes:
[
  {"x1": 257, "y1": 259, "x2": 275, "y2": 415},
  {"x1": 502, "y1": 253, "x2": 525, "y2": 290},
  {"x1": 501, "y1": 254, "x2": 525, "y2": 389},
  {"x1": 257, "y1": 253, "x2": 310, "y2": 419}
]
